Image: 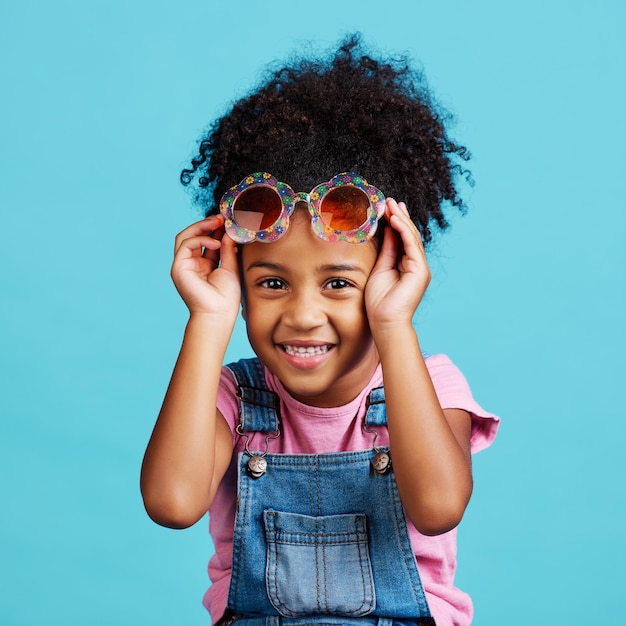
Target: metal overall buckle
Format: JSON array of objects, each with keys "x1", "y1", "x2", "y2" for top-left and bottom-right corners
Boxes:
[
  {"x1": 363, "y1": 389, "x2": 392, "y2": 476},
  {"x1": 236, "y1": 423, "x2": 281, "y2": 479}
]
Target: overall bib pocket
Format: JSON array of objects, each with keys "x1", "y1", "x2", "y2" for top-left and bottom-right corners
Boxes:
[{"x1": 263, "y1": 510, "x2": 376, "y2": 618}]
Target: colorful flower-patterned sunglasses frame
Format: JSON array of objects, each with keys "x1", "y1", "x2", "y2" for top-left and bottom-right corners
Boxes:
[{"x1": 219, "y1": 172, "x2": 386, "y2": 244}]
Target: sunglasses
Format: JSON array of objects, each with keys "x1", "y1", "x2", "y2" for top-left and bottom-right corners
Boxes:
[{"x1": 219, "y1": 172, "x2": 386, "y2": 244}]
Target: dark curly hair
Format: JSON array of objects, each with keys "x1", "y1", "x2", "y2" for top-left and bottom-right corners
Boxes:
[{"x1": 181, "y1": 34, "x2": 471, "y2": 245}]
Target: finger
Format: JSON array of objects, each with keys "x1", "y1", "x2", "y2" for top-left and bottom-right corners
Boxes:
[
  {"x1": 201, "y1": 221, "x2": 227, "y2": 256},
  {"x1": 371, "y1": 225, "x2": 399, "y2": 274},
  {"x1": 384, "y1": 218, "x2": 428, "y2": 282},
  {"x1": 384, "y1": 201, "x2": 412, "y2": 249},
  {"x1": 386, "y1": 199, "x2": 417, "y2": 233},
  {"x1": 217, "y1": 231, "x2": 240, "y2": 274},
  {"x1": 174, "y1": 235, "x2": 223, "y2": 264},
  {"x1": 385, "y1": 200, "x2": 423, "y2": 248},
  {"x1": 174, "y1": 214, "x2": 225, "y2": 254},
  {"x1": 390, "y1": 217, "x2": 426, "y2": 268},
  {"x1": 397, "y1": 202, "x2": 425, "y2": 250},
  {"x1": 396, "y1": 200, "x2": 410, "y2": 216}
]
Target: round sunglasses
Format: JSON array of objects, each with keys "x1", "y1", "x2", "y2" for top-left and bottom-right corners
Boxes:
[{"x1": 219, "y1": 172, "x2": 386, "y2": 244}]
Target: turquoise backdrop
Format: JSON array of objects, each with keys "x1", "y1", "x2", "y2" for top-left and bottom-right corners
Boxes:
[{"x1": 2, "y1": 1, "x2": 624, "y2": 624}]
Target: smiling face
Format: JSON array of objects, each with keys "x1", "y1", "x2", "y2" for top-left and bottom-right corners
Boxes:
[{"x1": 241, "y1": 208, "x2": 380, "y2": 408}]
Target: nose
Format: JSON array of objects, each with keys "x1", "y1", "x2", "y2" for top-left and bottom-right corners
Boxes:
[{"x1": 282, "y1": 287, "x2": 327, "y2": 331}]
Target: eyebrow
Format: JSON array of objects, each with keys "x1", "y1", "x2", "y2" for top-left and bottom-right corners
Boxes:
[
  {"x1": 319, "y1": 264, "x2": 368, "y2": 274},
  {"x1": 245, "y1": 261, "x2": 368, "y2": 275},
  {"x1": 245, "y1": 261, "x2": 287, "y2": 272}
]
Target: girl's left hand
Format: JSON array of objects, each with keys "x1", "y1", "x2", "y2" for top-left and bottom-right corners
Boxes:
[{"x1": 365, "y1": 198, "x2": 431, "y2": 330}]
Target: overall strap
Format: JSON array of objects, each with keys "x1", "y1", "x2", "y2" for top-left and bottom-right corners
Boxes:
[
  {"x1": 364, "y1": 386, "x2": 387, "y2": 427},
  {"x1": 364, "y1": 351, "x2": 431, "y2": 428},
  {"x1": 226, "y1": 358, "x2": 280, "y2": 433}
]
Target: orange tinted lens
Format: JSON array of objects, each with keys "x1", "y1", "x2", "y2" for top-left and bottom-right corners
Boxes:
[
  {"x1": 320, "y1": 186, "x2": 369, "y2": 231},
  {"x1": 234, "y1": 186, "x2": 282, "y2": 231}
]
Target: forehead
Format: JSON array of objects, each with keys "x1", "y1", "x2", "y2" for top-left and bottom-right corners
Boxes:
[{"x1": 240, "y1": 209, "x2": 379, "y2": 274}]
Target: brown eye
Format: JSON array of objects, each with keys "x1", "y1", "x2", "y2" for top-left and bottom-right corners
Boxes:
[
  {"x1": 325, "y1": 278, "x2": 351, "y2": 290},
  {"x1": 260, "y1": 278, "x2": 286, "y2": 290}
]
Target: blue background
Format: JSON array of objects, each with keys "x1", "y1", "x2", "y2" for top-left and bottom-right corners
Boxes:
[{"x1": 2, "y1": 1, "x2": 624, "y2": 623}]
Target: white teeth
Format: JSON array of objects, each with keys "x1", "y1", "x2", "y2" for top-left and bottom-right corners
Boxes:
[{"x1": 283, "y1": 345, "x2": 330, "y2": 357}]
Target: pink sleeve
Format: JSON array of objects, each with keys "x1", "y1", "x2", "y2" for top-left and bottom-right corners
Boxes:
[
  {"x1": 216, "y1": 366, "x2": 240, "y2": 434},
  {"x1": 425, "y1": 354, "x2": 500, "y2": 453}
]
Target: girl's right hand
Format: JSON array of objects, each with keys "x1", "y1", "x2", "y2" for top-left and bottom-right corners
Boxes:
[{"x1": 171, "y1": 215, "x2": 241, "y2": 317}]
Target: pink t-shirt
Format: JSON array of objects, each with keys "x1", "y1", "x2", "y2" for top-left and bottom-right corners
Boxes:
[{"x1": 206, "y1": 354, "x2": 499, "y2": 626}]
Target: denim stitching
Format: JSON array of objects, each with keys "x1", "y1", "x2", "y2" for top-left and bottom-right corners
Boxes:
[
  {"x1": 265, "y1": 512, "x2": 283, "y2": 614},
  {"x1": 314, "y1": 458, "x2": 323, "y2": 612},
  {"x1": 264, "y1": 512, "x2": 374, "y2": 617},
  {"x1": 317, "y1": 517, "x2": 324, "y2": 613},
  {"x1": 314, "y1": 455, "x2": 321, "y2": 517},
  {"x1": 228, "y1": 456, "x2": 250, "y2": 608},
  {"x1": 268, "y1": 532, "x2": 284, "y2": 611},
  {"x1": 265, "y1": 535, "x2": 366, "y2": 544},
  {"x1": 258, "y1": 450, "x2": 384, "y2": 467},
  {"x1": 227, "y1": 359, "x2": 281, "y2": 434},
  {"x1": 355, "y1": 516, "x2": 374, "y2": 615}
]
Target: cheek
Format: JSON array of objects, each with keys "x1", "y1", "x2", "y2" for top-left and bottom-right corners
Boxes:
[
  {"x1": 336, "y1": 299, "x2": 371, "y2": 334},
  {"x1": 244, "y1": 314, "x2": 266, "y2": 352},
  {"x1": 243, "y1": 298, "x2": 275, "y2": 341}
]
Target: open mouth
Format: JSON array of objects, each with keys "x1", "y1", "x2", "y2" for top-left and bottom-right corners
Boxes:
[{"x1": 281, "y1": 345, "x2": 331, "y2": 357}]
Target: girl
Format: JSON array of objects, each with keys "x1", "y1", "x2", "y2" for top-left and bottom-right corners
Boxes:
[{"x1": 141, "y1": 36, "x2": 499, "y2": 626}]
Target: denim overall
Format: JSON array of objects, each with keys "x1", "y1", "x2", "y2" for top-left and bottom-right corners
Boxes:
[{"x1": 222, "y1": 358, "x2": 435, "y2": 626}]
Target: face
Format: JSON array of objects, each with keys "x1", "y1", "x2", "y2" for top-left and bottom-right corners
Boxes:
[{"x1": 241, "y1": 208, "x2": 380, "y2": 408}]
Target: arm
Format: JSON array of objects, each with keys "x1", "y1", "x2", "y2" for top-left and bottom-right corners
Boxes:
[
  {"x1": 140, "y1": 215, "x2": 240, "y2": 529},
  {"x1": 366, "y1": 200, "x2": 473, "y2": 536}
]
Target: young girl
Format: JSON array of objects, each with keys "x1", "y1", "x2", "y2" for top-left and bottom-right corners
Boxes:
[{"x1": 141, "y1": 36, "x2": 499, "y2": 626}]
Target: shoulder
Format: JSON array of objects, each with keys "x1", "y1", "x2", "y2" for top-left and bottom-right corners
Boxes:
[
  {"x1": 219, "y1": 358, "x2": 288, "y2": 434},
  {"x1": 223, "y1": 357, "x2": 264, "y2": 385},
  {"x1": 425, "y1": 353, "x2": 500, "y2": 454},
  {"x1": 217, "y1": 358, "x2": 265, "y2": 433}
]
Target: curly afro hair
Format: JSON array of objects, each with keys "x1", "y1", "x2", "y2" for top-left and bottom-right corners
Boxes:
[{"x1": 181, "y1": 34, "x2": 471, "y2": 245}]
